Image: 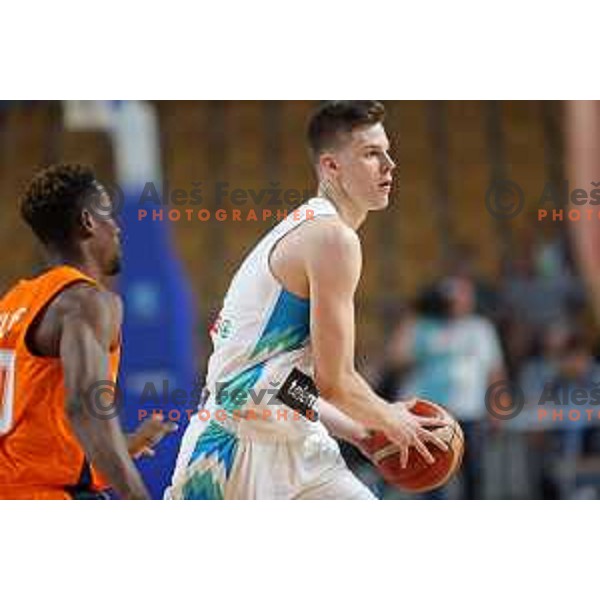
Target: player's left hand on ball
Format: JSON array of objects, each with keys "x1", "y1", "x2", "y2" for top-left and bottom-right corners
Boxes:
[
  {"x1": 391, "y1": 398, "x2": 450, "y2": 467},
  {"x1": 128, "y1": 414, "x2": 178, "y2": 458}
]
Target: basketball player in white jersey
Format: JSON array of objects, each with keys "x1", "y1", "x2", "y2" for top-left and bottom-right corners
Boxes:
[{"x1": 167, "y1": 101, "x2": 448, "y2": 500}]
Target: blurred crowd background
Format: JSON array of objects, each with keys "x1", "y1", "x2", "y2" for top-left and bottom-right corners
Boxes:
[{"x1": 2, "y1": 100, "x2": 600, "y2": 499}]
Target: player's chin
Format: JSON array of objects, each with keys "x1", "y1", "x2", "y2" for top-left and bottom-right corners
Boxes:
[
  {"x1": 369, "y1": 192, "x2": 390, "y2": 211},
  {"x1": 106, "y1": 255, "x2": 122, "y2": 277}
]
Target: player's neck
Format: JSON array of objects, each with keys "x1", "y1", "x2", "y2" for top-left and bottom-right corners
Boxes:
[
  {"x1": 317, "y1": 184, "x2": 367, "y2": 230},
  {"x1": 46, "y1": 249, "x2": 109, "y2": 288}
]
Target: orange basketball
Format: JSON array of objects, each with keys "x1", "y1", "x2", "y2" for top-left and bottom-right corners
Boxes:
[{"x1": 361, "y1": 399, "x2": 464, "y2": 493}]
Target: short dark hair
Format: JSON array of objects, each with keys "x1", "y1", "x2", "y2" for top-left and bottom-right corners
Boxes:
[
  {"x1": 307, "y1": 101, "x2": 385, "y2": 160},
  {"x1": 20, "y1": 163, "x2": 99, "y2": 248}
]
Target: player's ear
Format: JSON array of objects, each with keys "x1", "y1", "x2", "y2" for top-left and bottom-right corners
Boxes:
[
  {"x1": 79, "y1": 207, "x2": 96, "y2": 237},
  {"x1": 319, "y1": 153, "x2": 339, "y2": 178}
]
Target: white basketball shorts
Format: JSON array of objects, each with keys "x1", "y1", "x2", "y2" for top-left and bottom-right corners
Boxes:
[{"x1": 165, "y1": 416, "x2": 376, "y2": 500}]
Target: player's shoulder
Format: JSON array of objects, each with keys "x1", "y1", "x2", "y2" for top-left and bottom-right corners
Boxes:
[
  {"x1": 298, "y1": 217, "x2": 362, "y2": 287},
  {"x1": 52, "y1": 282, "x2": 122, "y2": 326},
  {"x1": 300, "y1": 215, "x2": 361, "y2": 256},
  {"x1": 30, "y1": 282, "x2": 122, "y2": 356}
]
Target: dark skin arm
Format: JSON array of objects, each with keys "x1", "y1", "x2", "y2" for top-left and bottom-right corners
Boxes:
[{"x1": 34, "y1": 283, "x2": 150, "y2": 499}]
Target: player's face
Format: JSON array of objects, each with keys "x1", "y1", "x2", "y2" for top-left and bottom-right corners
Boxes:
[
  {"x1": 331, "y1": 123, "x2": 396, "y2": 211},
  {"x1": 90, "y1": 191, "x2": 122, "y2": 276}
]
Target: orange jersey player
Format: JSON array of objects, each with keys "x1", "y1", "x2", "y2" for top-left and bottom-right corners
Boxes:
[{"x1": 0, "y1": 164, "x2": 175, "y2": 499}]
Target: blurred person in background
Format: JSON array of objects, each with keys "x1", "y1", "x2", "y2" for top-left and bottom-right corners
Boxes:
[
  {"x1": 500, "y1": 235, "x2": 585, "y2": 375},
  {"x1": 435, "y1": 241, "x2": 500, "y2": 320},
  {"x1": 515, "y1": 322, "x2": 571, "y2": 498},
  {"x1": 387, "y1": 275, "x2": 506, "y2": 498},
  {"x1": 533, "y1": 331, "x2": 600, "y2": 498},
  {"x1": 519, "y1": 322, "x2": 572, "y2": 411}
]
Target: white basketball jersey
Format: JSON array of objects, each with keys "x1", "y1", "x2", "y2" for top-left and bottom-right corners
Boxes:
[{"x1": 202, "y1": 197, "x2": 338, "y2": 435}]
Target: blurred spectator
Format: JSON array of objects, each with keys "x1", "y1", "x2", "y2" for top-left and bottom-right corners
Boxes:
[
  {"x1": 519, "y1": 321, "x2": 572, "y2": 411},
  {"x1": 532, "y1": 331, "x2": 600, "y2": 498},
  {"x1": 387, "y1": 276, "x2": 506, "y2": 499},
  {"x1": 441, "y1": 242, "x2": 500, "y2": 319},
  {"x1": 500, "y1": 239, "x2": 585, "y2": 359},
  {"x1": 514, "y1": 322, "x2": 571, "y2": 497}
]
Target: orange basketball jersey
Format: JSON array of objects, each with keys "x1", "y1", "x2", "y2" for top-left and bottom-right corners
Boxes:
[{"x1": 0, "y1": 266, "x2": 120, "y2": 499}]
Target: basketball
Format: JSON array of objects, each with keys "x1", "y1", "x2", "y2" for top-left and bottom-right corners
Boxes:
[{"x1": 361, "y1": 399, "x2": 464, "y2": 493}]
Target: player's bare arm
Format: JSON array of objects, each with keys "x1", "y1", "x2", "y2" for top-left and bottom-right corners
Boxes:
[
  {"x1": 45, "y1": 284, "x2": 150, "y2": 499},
  {"x1": 302, "y1": 219, "x2": 448, "y2": 467},
  {"x1": 317, "y1": 399, "x2": 369, "y2": 448}
]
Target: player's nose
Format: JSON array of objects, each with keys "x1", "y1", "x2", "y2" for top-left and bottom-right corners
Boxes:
[{"x1": 382, "y1": 152, "x2": 396, "y2": 172}]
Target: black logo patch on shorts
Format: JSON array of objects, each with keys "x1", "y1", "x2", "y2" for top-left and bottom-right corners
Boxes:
[{"x1": 276, "y1": 368, "x2": 320, "y2": 422}]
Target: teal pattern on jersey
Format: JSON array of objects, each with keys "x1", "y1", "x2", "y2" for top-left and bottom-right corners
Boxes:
[
  {"x1": 215, "y1": 289, "x2": 309, "y2": 414},
  {"x1": 188, "y1": 420, "x2": 239, "y2": 476},
  {"x1": 217, "y1": 362, "x2": 265, "y2": 412},
  {"x1": 182, "y1": 420, "x2": 240, "y2": 499},
  {"x1": 182, "y1": 469, "x2": 225, "y2": 500},
  {"x1": 249, "y1": 288, "x2": 310, "y2": 360}
]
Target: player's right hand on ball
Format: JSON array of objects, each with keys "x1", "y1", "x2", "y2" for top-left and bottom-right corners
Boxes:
[{"x1": 382, "y1": 398, "x2": 449, "y2": 468}]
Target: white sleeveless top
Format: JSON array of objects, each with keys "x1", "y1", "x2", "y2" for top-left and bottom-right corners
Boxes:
[{"x1": 202, "y1": 197, "x2": 338, "y2": 436}]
